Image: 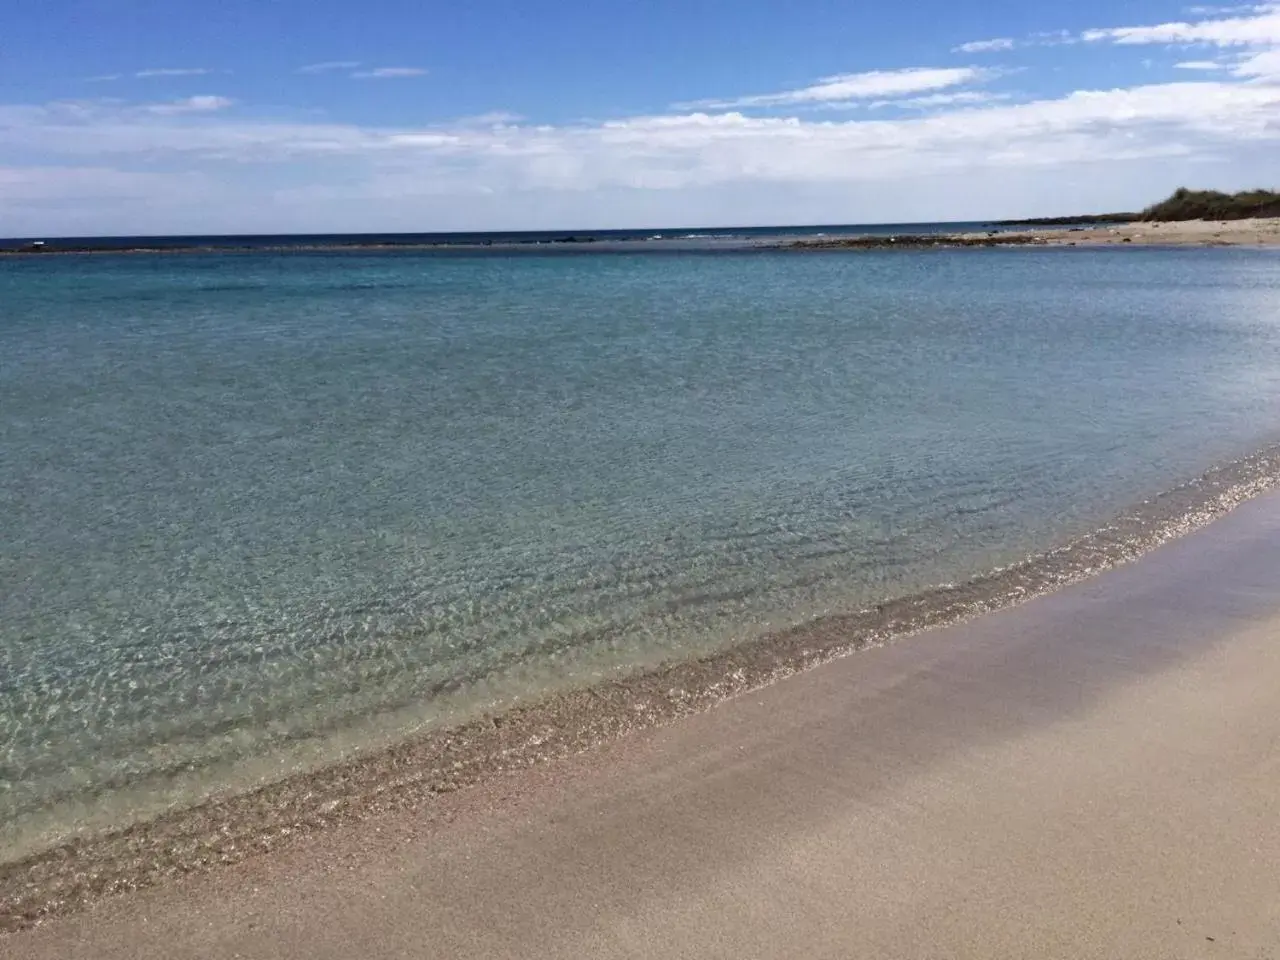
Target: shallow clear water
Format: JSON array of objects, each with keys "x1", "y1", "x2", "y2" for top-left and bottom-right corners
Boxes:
[{"x1": 3, "y1": 245, "x2": 1280, "y2": 854}]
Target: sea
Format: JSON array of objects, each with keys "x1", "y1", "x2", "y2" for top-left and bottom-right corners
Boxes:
[
  {"x1": 3, "y1": 230, "x2": 1280, "y2": 862},
  {"x1": 0, "y1": 221, "x2": 1016, "y2": 253}
]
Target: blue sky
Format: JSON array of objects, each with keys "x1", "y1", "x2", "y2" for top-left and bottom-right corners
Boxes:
[{"x1": 2, "y1": 1, "x2": 1279, "y2": 234}]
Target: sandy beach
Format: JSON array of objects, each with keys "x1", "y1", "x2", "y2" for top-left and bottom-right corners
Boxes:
[
  {"x1": 784, "y1": 217, "x2": 1280, "y2": 250},
  {"x1": 1021, "y1": 216, "x2": 1280, "y2": 247},
  {"x1": 6, "y1": 484, "x2": 1280, "y2": 957}
]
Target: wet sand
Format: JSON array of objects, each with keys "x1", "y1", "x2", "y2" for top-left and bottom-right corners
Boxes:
[{"x1": 7, "y1": 486, "x2": 1280, "y2": 957}]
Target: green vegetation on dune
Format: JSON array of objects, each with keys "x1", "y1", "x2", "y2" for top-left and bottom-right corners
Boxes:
[
  {"x1": 997, "y1": 187, "x2": 1280, "y2": 227},
  {"x1": 1139, "y1": 188, "x2": 1280, "y2": 222},
  {"x1": 993, "y1": 212, "x2": 1136, "y2": 226}
]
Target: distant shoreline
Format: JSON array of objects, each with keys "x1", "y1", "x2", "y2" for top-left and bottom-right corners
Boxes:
[
  {"x1": 6, "y1": 189, "x2": 1278, "y2": 258},
  {"x1": 0, "y1": 238, "x2": 613, "y2": 257},
  {"x1": 781, "y1": 217, "x2": 1280, "y2": 250},
  {"x1": 4, "y1": 217, "x2": 1279, "y2": 258}
]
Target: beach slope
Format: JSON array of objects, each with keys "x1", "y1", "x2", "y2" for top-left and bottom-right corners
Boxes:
[{"x1": 8, "y1": 492, "x2": 1280, "y2": 958}]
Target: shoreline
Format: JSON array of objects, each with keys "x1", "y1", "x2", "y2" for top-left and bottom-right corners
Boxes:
[
  {"x1": 783, "y1": 216, "x2": 1280, "y2": 250},
  {"x1": 2, "y1": 218, "x2": 1279, "y2": 258},
  {"x1": 11, "y1": 456, "x2": 1280, "y2": 956},
  {"x1": 5, "y1": 443, "x2": 1280, "y2": 933}
]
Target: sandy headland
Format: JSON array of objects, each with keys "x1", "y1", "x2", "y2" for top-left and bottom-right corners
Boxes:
[
  {"x1": 1049, "y1": 215, "x2": 1280, "y2": 245},
  {"x1": 784, "y1": 216, "x2": 1280, "y2": 250},
  {"x1": 6, "y1": 454, "x2": 1280, "y2": 955}
]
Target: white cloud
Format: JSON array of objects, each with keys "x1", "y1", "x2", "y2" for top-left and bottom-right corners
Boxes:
[
  {"x1": 1233, "y1": 46, "x2": 1280, "y2": 75},
  {"x1": 86, "y1": 74, "x2": 122, "y2": 83},
  {"x1": 1070, "y1": 4, "x2": 1280, "y2": 84},
  {"x1": 145, "y1": 95, "x2": 234, "y2": 115},
  {"x1": 1081, "y1": 6, "x2": 1280, "y2": 45},
  {"x1": 9, "y1": 8, "x2": 1280, "y2": 233},
  {"x1": 678, "y1": 67, "x2": 991, "y2": 110},
  {"x1": 454, "y1": 111, "x2": 526, "y2": 126},
  {"x1": 1029, "y1": 29, "x2": 1080, "y2": 45},
  {"x1": 1184, "y1": 5, "x2": 1271, "y2": 14},
  {"x1": 953, "y1": 38, "x2": 1016, "y2": 53},
  {"x1": 871, "y1": 91, "x2": 1010, "y2": 110},
  {"x1": 134, "y1": 68, "x2": 214, "y2": 78},
  {"x1": 298, "y1": 61, "x2": 362, "y2": 74},
  {"x1": 351, "y1": 67, "x2": 428, "y2": 79},
  {"x1": 588, "y1": 84, "x2": 1280, "y2": 187},
  {"x1": 0, "y1": 165, "x2": 206, "y2": 201},
  {"x1": 6, "y1": 80, "x2": 1276, "y2": 183}
]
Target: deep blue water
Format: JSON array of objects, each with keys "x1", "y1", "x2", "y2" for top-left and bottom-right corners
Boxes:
[{"x1": 2, "y1": 244, "x2": 1279, "y2": 854}]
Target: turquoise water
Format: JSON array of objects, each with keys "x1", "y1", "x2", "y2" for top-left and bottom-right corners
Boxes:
[{"x1": 3, "y1": 246, "x2": 1280, "y2": 853}]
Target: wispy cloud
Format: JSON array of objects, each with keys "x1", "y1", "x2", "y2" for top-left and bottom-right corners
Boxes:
[
  {"x1": 953, "y1": 38, "x2": 1016, "y2": 54},
  {"x1": 1029, "y1": 29, "x2": 1081, "y2": 46},
  {"x1": 145, "y1": 95, "x2": 234, "y2": 115},
  {"x1": 1234, "y1": 46, "x2": 1280, "y2": 75},
  {"x1": 677, "y1": 66, "x2": 992, "y2": 110},
  {"x1": 1080, "y1": 5, "x2": 1280, "y2": 45},
  {"x1": 454, "y1": 111, "x2": 525, "y2": 126},
  {"x1": 1183, "y1": 4, "x2": 1274, "y2": 16},
  {"x1": 86, "y1": 73, "x2": 122, "y2": 83},
  {"x1": 350, "y1": 67, "x2": 428, "y2": 79},
  {"x1": 953, "y1": 29, "x2": 1077, "y2": 52},
  {"x1": 298, "y1": 61, "x2": 362, "y2": 75},
  {"x1": 871, "y1": 91, "x2": 1011, "y2": 110},
  {"x1": 0, "y1": 165, "x2": 207, "y2": 202},
  {"x1": 1069, "y1": 3, "x2": 1280, "y2": 82},
  {"x1": 8, "y1": 79, "x2": 1277, "y2": 179},
  {"x1": 972, "y1": 5, "x2": 1280, "y2": 53},
  {"x1": 11, "y1": 4, "x2": 1280, "y2": 233},
  {"x1": 134, "y1": 68, "x2": 215, "y2": 78}
]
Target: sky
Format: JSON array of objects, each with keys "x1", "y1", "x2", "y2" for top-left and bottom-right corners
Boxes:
[{"x1": 1, "y1": 1, "x2": 1279, "y2": 235}]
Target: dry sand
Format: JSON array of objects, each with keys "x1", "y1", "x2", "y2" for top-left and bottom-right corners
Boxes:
[
  {"x1": 1016, "y1": 216, "x2": 1280, "y2": 247},
  {"x1": 7, "y1": 492, "x2": 1280, "y2": 958},
  {"x1": 788, "y1": 217, "x2": 1280, "y2": 250}
]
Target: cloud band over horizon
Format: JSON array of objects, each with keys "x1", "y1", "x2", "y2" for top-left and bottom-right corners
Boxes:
[{"x1": 4, "y1": 3, "x2": 1280, "y2": 233}]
